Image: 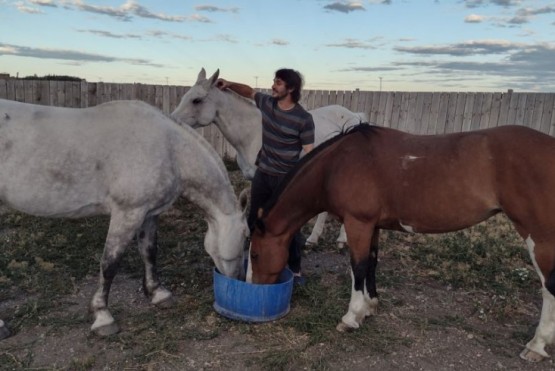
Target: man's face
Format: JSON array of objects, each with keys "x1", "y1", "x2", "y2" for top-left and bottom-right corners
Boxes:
[{"x1": 271, "y1": 78, "x2": 291, "y2": 101}]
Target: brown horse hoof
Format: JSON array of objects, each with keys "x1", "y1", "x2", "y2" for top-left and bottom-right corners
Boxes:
[
  {"x1": 92, "y1": 322, "x2": 120, "y2": 337},
  {"x1": 0, "y1": 320, "x2": 11, "y2": 340},
  {"x1": 520, "y1": 348, "x2": 547, "y2": 362}
]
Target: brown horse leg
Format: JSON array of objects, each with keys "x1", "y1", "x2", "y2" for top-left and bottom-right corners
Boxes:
[
  {"x1": 519, "y1": 234, "x2": 555, "y2": 362},
  {"x1": 336, "y1": 218, "x2": 378, "y2": 332}
]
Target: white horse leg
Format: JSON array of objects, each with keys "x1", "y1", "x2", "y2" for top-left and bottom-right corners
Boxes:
[
  {"x1": 306, "y1": 212, "x2": 328, "y2": 246},
  {"x1": 520, "y1": 236, "x2": 555, "y2": 362},
  {"x1": 521, "y1": 288, "x2": 555, "y2": 361},
  {"x1": 90, "y1": 209, "x2": 145, "y2": 336},
  {"x1": 136, "y1": 216, "x2": 173, "y2": 308},
  {"x1": 336, "y1": 268, "x2": 378, "y2": 332},
  {"x1": 336, "y1": 224, "x2": 348, "y2": 250}
]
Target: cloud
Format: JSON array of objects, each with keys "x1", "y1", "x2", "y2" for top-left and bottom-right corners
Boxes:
[
  {"x1": 29, "y1": 0, "x2": 57, "y2": 6},
  {"x1": 56, "y1": 0, "x2": 207, "y2": 23},
  {"x1": 0, "y1": 42, "x2": 163, "y2": 67},
  {"x1": 326, "y1": 38, "x2": 377, "y2": 49},
  {"x1": 464, "y1": 0, "x2": 521, "y2": 8},
  {"x1": 195, "y1": 5, "x2": 239, "y2": 13},
  {"x1": 465, "y1": 14, "x2": 486, "y2": 23},
  {"x1": 15, "y1": 3, "x2": 44, "y2": 13},
  {"x1": 78, "y1": 29, "x2": 143, "y2": 39},
  {"x1": 324, "y1": 1, "x2": 365, "y2": 13},
  {"x1": 508, "y1": 5, "x2": 555, "y2": 24},
  {"x1": 270, "y1": 39, "x2": 289, "y2": 46},
  {"x1": 395, "y1": 40, "x2": 522, "y2": 56}
]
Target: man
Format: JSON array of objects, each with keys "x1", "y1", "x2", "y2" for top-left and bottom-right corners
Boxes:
[{"x1": 217, "y1": 68, "x2": 315, "y2": 284}]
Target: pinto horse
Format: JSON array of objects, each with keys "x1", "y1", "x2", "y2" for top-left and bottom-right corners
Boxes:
[
  {"x1": 0, "y1": 98, "x2": 248, "y2": 340},
  {"x1": 249, "y1": 123, "x2": 555, "y2": 362}
]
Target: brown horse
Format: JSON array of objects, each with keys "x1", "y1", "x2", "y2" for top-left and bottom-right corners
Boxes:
[{"x1": 249, "y1": 123, "x2": 555, "y2": 362}]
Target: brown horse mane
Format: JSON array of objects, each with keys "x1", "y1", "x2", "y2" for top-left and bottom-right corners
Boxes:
[{"x1": 258, "y1": 123, "x2": 379, "y2": 223}]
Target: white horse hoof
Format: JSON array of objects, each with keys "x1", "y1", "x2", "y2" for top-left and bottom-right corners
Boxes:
[
  {"x1": 92, "y1": 322, "x2": 120, "y2": 337},
  {"x1": 305, "y1": 239, "x2": 317, "y2": 246},
  {"x1": 91, "y1": 310, "x2": 119, "y2": 337},
  {"x1": 336, "y1": 321, "x2": 357, "y2": 332},
  {"x1": 151, "y1": 287, "x2": 174, "y2": 308},
  {"x1": 337, "y1": 242, "x2": 345, "y2": 250},
  {"x1": 0, "y1": 320, "x2": 11, "y2": 340},
  {"x1": 520, "y1": 348, "x2": 547, "y2": 362}
]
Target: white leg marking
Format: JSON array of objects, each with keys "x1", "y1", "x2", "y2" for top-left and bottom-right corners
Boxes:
[
  {"x1": 522, "y1": 235, "x2": 554, "y2": 361},
  {"x1": 306, "y1": 212, "x2": 327, "y2": 245},
  {"x1": 338, "y1": 269, "x2": 375, "y2": 330},
  {"x1": 336, "y1": 224, "x2": 347, "y2": 249}
]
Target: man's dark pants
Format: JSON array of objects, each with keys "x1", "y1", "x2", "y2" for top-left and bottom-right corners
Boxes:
[{"x1": 247, "y1": 169, "x2": 304, "y2": 273}]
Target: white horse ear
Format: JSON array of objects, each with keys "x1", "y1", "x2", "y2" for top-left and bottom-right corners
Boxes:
[
  {"x1": 196, "y1": 68, "x2": 207, "y2": 83},
  {"x1": 208, "y1": 69, "x2": 220, "y2": 86}
]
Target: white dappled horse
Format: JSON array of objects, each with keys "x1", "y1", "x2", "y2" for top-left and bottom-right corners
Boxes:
[
  {"x1": 0, "y1": 98, "x2": 248, "y2": 340},
  {"x1": 171, "y1": 68, "x2": 368, "y2": 248}
]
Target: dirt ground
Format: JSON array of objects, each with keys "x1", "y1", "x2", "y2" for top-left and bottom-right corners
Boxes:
[{"x1": 1, "y1": 245, "x2": 554, "y2": 371}]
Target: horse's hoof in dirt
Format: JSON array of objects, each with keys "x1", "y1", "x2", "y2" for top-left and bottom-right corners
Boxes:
[
  {"x1": 336, "y1": 322, "x2": 356, "y2": 333},
  {"x1": 92, "y1": 322, "x2": 120, "y2": 337},
  {"x1": 305, "y1": 239, "x2": 316, "y2": 247},
  {"x1": 520, "y1": 348, "x2": 547, "y2": 362},
  {"x1": 151, "y1": 287, "x2": 174, "y2": 308},
  {"x1": 0, "y1": 320, "x2": 11, "y2": 340},
  {"x1": 154, "y1": 295, "x2": 175, "y2": 309}
]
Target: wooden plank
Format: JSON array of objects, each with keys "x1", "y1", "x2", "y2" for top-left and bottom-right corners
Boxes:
[
  {"x1": 37, "y1": 80, "x2": 50, "y2": 105},
  {"x1": 530, "y1": 93, "x2": 544, "y2": 131},
  {"x1": 427, "y1": 92, "x2": 441, "y2": 134},
  {"x1": 514, "y1": 93, "x2": 529, "y2": 126},
  {"x1": 470, "y1": 92, "x2": 483, "y2": 131},
  {"x1": 343, "y1": 91, "x2": 352, "y2": 111},
  {"x1": 396, "y1": 93, "x2": 408, "y2": 132},
  {"x1": 383, "y1": 92, "x2": 394, "y2": 128},
  {"x1": 335, "y1": 91, "x2": 344, "y2": 107},
  {"x1": 0, "y1": 80, "x2": 6, "y2": 99},
  {"x1": 417, "y1": 93, "x2": 432, "y2": 134},
  {"x1": 497, "y1": 91, "x2": 511, "y2": 126},
  {"x1": 376, "y1": 92, "x2": 388, "y2": 127},
  {"x1": 478, "y1": 93, "x2": 493, "y2": 130},
  {"x1": 88, "y1": 82, "x2": 98, "y2": 107},
  {"x1": 435, "y1": 92, "x2": 450, "y2": 134},
  {"x1": 389, "y1": 92, "x2": 402, "y2": 129},
  {"x1": 15, "y1": 80, "x2": 25, "y2": 102},
  {"x1": 452, "y1": 93, "x2": 467, "y2": 133},
  {"x1": 370, "y1": 92, "x2": 381, "y2": 125},
  {"x1": 351, "y1": 89, "x2": 360, "y2": 112},
  {"x1": 24, "y1": 80, "x2": 34, "y2": 103},
  {"x1": 443, "y1": 93, "x2": 456, "y2": 134},
  {"x1": 80, "y1": 81, "x2": 88, "y2": 108},
  {"x1": 487, "y1": 92, "x2": 502, "y2": 128},
  {"x1": 404, "y1": 93, "x2": 418, "y2": 133},
  {"x1": 540, "y1": 94, "x2": 554, "y2": 135},
  {"x1": 550, "y1": 97, "x2": 555, "y2": 137},
  {"x1": 506, "y1": 92, "x2": 520, "y2": 125},
  {"x1": 461, "y1": 93, "x2": 475, "y2": 132},
  {"x1": 320, "y1": 90, "x2": 329, "y2": 107}
]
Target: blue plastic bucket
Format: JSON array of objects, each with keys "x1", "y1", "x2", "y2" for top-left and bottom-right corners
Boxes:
[{"x1": 213, "y1": 267, "x2": 293, "y2": 322}]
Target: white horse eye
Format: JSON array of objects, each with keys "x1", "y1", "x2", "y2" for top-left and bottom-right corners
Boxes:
[{"x1": 192, "y1": 98, "x2": 203, "y2": 105}]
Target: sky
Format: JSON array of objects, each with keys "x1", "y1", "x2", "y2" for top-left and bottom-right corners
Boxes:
[{"x1": 0, "y1": 0, "x2": 554, "y2": 92}]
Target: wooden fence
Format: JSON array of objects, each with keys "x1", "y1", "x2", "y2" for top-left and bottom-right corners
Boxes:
[{"x1": 1, "y1": 79, "x2": 554, "y2": 159}]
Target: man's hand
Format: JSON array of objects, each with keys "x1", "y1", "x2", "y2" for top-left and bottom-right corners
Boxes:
[{"x1": 216, "y1": 78, "x2": 230, "y2": 90}]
